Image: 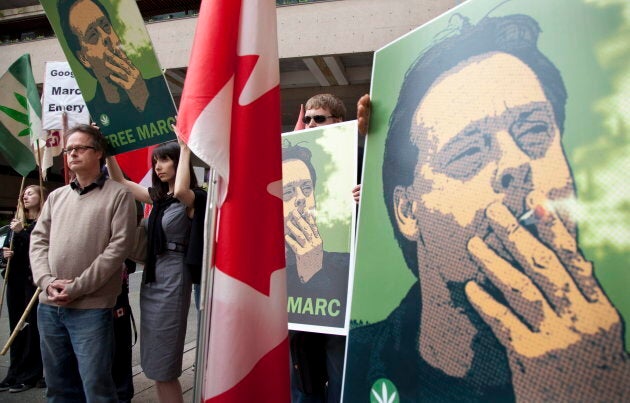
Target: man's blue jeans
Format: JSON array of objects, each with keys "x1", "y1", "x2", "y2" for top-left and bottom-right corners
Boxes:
[{"x1": 38, "y1": 304, "x2": 118, "y2": 403}]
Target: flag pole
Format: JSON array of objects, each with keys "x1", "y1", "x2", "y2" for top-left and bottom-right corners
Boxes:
[
  {"x1": 39, "y1": 137, "x2": 46, "y2": 210},
  {"x1": 62, "y1": 112, "x2": 70, "y2": 185},
  {"x1": 0, "y1": 177, "x2": 27, "y2": 318},
  {"x1": 36, "y1": 138, "x2": 44, "y2": 198},
  {"x1": 193, "y1": 167, "x2": 219, "y2": 403},
  {"x1": 0, "y1": 287, "x2": 41, "y2": 355}
]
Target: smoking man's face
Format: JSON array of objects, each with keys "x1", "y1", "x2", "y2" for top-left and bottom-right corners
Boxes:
[
  {"x1": 282, "y1": 159, "x2": 316, "y2": 229},
  {"x1": 399, "y1": 52, "x2": 574, "y2": 283},
  {"x1": 70, "y1": 0, "x2": 123, "y2": 81}
]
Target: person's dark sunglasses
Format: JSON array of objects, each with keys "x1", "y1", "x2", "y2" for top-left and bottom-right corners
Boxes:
[
  {"x1": 62, "y1": 145, "x2": 96, "y2": 154},
  {"x1": 302, "y1": 115, "x2": 334, "y2": 124}
]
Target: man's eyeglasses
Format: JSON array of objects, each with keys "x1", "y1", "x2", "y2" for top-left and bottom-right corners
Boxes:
[
  {"x1": 283, "y1": 180, "x2": 314, "y2": 201},
  {"x1": 63, "y1": 145, "x2": 96, "y2": 154},
  {"x1": 302, "y1": 115, "x2": 334, "y2": 124}
]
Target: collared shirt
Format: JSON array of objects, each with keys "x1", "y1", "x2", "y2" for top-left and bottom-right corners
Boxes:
[{"x1": 70, "y1": 173, "x2": 107, "y2": 195}]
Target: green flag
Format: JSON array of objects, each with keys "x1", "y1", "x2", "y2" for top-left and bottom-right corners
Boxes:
[{"x1": 0, "y1": 54, "x2": 42, "y2": 177}]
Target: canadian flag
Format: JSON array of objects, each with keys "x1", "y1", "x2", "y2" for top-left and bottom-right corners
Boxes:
[
  {"x1": 115, "y1": 146, "x2": 155, "y2": 186},
  {"x1": 116, "y1": 146, "x2": 155, "y2": 217},
  {"x1": 177, "y1": 0, "x2": 289, "y2": 402},
  {"x1": 39, "y1": 130, "x2": 64, "y2": 181}
]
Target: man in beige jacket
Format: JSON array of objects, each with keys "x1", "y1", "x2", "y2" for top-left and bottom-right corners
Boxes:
[{"x1": 30, "y1": 124, "x2": 136, "y2": 402}]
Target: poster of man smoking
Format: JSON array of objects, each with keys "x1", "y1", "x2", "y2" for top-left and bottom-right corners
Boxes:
[
  {"x1": 344, "y1": 0, "x2": 629, "y2": 401},
  {"x1": 283, "y1": 122, "x2": 357, "y2": 334}
]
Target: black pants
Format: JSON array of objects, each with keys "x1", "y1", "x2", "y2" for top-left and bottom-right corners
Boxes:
[
  {"x1": 3, "y1": 272, "x2": 42, "y2": 386},
  {"x1": 112, "y1": 285, "x2": 134, "y2": 403}
]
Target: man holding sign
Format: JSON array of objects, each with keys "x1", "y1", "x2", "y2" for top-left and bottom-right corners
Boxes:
[{"x1": 288, "y1": 94, "x2": 353, "y2": 403}]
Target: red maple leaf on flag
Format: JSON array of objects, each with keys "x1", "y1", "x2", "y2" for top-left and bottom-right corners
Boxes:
[{"x1": 176, "y1": 0, "x2": 289, "y2": 402}]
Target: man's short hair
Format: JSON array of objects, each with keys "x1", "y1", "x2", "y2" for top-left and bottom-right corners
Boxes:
[
  {"x1": 57, "y1": 0, "x2": 112, "y2": 79},
  {"x1": 382, "y1": 14, "x2": 568, "y2": 276},
  {"x1": 305, "y1": 93, "x2": 347, "y2": 121},
  {"x1": 282, "y1": 142, "x2": 317, "y2": 186},
  {"x1": 66, "y1": 124, "x2": 109, "y2": 168}
]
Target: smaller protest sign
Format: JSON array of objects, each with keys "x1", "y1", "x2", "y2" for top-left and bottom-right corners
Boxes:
[
  {"x1": 42, "y1": 61, "x2": 90, "y2": 130},
  {"x1": 282, "y1": 121, "x2": 358, "y2": 335}
]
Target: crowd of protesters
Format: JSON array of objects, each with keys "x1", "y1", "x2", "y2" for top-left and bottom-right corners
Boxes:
[{"x1": 0, "y1": 92, "x2": 365, "y2": 403}]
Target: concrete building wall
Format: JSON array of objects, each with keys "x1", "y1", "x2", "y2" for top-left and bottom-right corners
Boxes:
[
  {"x1": 1, "y1": 0, "x2": 460, "y2": 82},
  {"x1": 0, "y1": 0, "x2": 460, "y2": 213}
]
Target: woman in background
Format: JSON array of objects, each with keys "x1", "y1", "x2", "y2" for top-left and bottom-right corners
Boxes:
[
  {"x1": 107, "y1": 133, "x2": 206, "y2": 403},
  {"x1": 0, "y1": 185, "x2": 47, "y2": 393}
]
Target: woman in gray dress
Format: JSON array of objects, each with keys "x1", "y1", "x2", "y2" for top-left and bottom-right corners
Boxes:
[{"x1": 107, "y1": 133, "x2": 206, "y2": 403}]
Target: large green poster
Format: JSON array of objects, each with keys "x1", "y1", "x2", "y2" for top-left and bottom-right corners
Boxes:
[
  {"x1": 41, "y1": 0, "x2": 176, "y2": 154},
  {"x1": 346, "y1": 0, "x2": 629, "y2": 401}
]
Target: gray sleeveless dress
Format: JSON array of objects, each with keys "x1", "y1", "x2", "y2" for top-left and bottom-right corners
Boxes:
[{"x1": 140, "y1": 201, "x2": 193, "y2": 381}]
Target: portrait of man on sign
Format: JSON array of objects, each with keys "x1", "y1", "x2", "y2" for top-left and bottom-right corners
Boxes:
[
  {"x1": 62, "y1": 0, "x2": 149, "y2": 114},
  {"x1": 41, "y1": 0, "x2": 176, "y2": 154},
  {"x1": 282, "y1": 123, "x2": 357, "y2": 332},
  {"x1": 345, "y1": 3, "x2": 629, "y2": 401}
]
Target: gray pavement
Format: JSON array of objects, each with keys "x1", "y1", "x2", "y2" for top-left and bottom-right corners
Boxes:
[{"x1": 0, "y1": 268, "x2": 199, "y2": 402}]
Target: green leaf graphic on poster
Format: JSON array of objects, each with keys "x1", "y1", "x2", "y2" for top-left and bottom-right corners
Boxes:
[{"x1": 370, "y1": 379, "x2": 399, "y2": 403}]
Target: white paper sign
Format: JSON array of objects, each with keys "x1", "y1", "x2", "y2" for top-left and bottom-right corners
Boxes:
[{"x1": 42, "y1": 61, "x2": 90, "y2": 130}]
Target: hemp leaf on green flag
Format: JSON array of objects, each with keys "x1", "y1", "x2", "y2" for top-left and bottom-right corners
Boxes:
[{"x1": 0, "y1": 54, "x2": 43, "y2": 177}]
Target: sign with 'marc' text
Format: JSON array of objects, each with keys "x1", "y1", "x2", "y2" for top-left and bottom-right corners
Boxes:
[
  {"x1": 282, "y1": 121, "x2": 358, "y2": 335},
  {"x1": 42, "y1": 61, "x2": 90, "y2": 130},
  {"x1": 40, "y1": 0, "x2": 176, "y2": 154}
]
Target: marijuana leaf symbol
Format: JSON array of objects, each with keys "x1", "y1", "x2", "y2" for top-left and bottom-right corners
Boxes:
[
  {"x1": 370, "y1": 378, "x2": 398, "y2": 403},
  {"x1": 0, "y1": 92, "x2": 30, "y2": 137},
  {"x1": 100, "y1": 114, "x2": 110, "y2": 127}
]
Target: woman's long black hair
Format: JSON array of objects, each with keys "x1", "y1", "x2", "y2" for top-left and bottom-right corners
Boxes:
[{"x1": 148, "y1": 141, "x2": 199, "y2": 201}]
